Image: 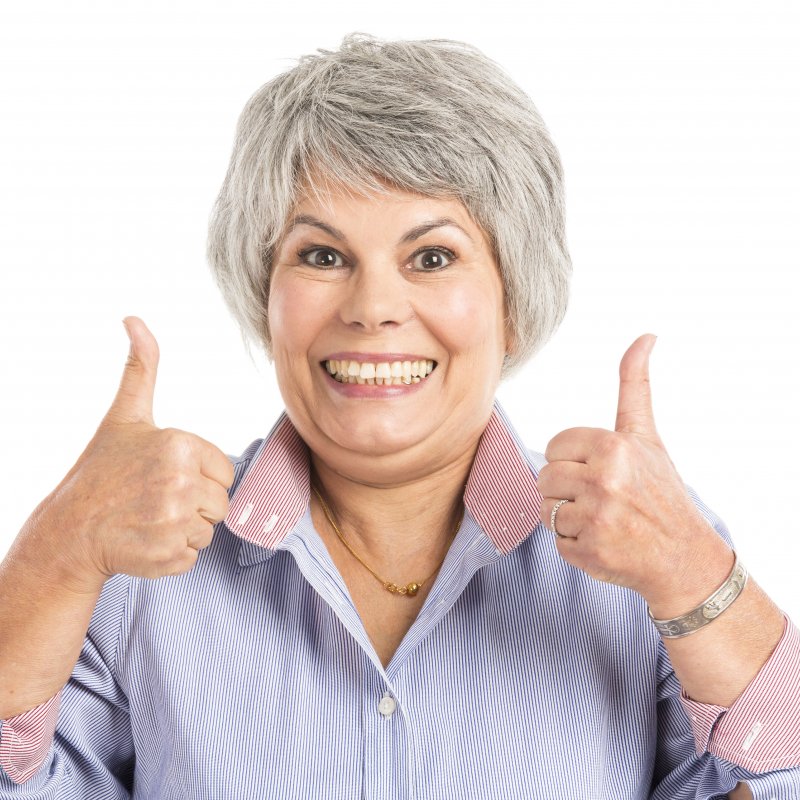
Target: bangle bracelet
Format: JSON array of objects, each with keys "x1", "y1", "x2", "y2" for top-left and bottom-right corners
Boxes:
[{"x1": 647, "y1": 551, "x2": 748, "y2": 639}]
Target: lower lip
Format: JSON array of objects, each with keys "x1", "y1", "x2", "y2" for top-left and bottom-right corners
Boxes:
[{"x1": 321, "y1": 366, "x2": 434, "y2": 398}]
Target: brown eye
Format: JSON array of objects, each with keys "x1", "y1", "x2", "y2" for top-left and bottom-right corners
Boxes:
[
  {"x1": 298, "y1": 248, "x2": 343, "y2": 269},
  {"x1": 412, "y1": 247, "x2": 456, "y2": 271}
]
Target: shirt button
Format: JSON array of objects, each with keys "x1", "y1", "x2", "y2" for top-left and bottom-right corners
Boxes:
[{"x1": 378, "y1": 693, "x2": 397, "y2": 718}]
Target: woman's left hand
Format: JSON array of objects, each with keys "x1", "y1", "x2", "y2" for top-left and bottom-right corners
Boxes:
[{"x1": 536, "y1": 334, "x2": 733, "y2": 612}]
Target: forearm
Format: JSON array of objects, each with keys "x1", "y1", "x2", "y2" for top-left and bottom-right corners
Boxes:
[
  {"x1": 0, "y1": 500, "x2": 106, "y2": 719},
  {"x1": 647, "y1": 539, "x2": 785, "y2": 707}
]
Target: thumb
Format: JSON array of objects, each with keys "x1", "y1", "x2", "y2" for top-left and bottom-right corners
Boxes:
[
  {"x1": 614, "y1": 333, "x2": 659, "y2": 440},
  {"x1": 105, "y1": 316, "x2": 160, "y2": 426}
]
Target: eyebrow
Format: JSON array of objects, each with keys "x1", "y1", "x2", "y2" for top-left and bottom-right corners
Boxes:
[{"x1": 286, "y1": 214, "x2": 475, "y2": 245}]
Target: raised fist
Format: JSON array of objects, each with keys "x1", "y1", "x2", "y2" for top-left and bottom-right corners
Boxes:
[{"x1": 41, "y1": 317, "x2": 235, "y2": 588}]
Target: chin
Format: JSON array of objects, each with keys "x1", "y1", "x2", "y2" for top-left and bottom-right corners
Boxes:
[{"x1": 315, "y1": 405, "x2": 435, "y2": 458}]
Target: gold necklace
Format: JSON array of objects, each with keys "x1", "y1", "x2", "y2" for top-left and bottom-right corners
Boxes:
[{"x1": 311, "y1": 483, "x2": 463, "y2": 597}]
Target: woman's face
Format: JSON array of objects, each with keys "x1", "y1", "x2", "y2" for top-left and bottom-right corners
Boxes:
[{"x1": 268, "y1": 178, "x2": 509, "y2": 486}]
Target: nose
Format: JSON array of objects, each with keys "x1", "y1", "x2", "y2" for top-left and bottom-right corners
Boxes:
[{"x1": 338, "y1": 263, "x2": 412, "y2": 333}]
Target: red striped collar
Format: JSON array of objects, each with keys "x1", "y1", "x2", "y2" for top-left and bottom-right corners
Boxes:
[{"x1": 224, "y1": 400, "x2": 543, "y2": 557}]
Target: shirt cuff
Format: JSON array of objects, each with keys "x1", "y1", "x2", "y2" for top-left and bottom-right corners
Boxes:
[
  {"x1": 679, "y1": 612, "x2": 800, "y2": 773},
  {"x1": 0, "y1": 689, "x2": 62, "y2": 784}
]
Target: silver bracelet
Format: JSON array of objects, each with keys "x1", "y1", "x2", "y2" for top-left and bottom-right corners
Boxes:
[{"x1": 647, "y1": 552, "x2": 748, "y2": 639}]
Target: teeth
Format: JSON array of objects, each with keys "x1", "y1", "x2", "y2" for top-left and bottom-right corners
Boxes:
[{"x1": 325, "y1": 358, "x2": 436, "y2": 385}]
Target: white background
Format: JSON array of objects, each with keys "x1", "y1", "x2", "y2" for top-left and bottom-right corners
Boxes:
[{"x1": 1, "y1": 2, "x2": 798, "y2": 621}]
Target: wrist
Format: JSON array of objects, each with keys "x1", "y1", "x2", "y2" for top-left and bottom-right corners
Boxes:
[
  {"x1": 16, "y1": 496, "x2": 109, "y2": 596},
  {"x1": 643, "y1": 538, "x2": 734, "y2": 620}
]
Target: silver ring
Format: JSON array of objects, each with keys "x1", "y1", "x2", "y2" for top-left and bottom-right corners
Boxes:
[{"x1": 550, "y1": 499, "x2": 570, "y2": 538}]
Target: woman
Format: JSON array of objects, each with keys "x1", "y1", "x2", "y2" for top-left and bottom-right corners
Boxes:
[{"x1": 0, "y1": 32, "x2": 798, "y2": 799}]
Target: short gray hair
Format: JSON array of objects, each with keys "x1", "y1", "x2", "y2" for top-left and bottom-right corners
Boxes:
[{"x1": 207, "y1": 32, "x2": 571, "y2": 378}]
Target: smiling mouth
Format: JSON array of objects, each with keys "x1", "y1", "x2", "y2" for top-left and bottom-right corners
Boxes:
[{"x1": 323, "y1": 358, "x2": 437, "y2": 385}]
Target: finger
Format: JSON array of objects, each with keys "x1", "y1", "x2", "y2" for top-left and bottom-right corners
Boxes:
[
  {"x1": 195, "y1": 438, "x2": 235, "y2": 489},
  {"x1": 536, "y1": 460, "x2": 588, "y2": 501},
  {"x1": 544, "y1": 427, "x2": 607, "y2": 464},
  {"x1": 615, "y1": 333, "x2": 659, "y2": 440},
  {"x1": 196, "y1": 476, "x2": 231, "y2": 525},
  {"x1": 187, "y1": 523, "x2": 214, "y2": 551},
  {"x1": 104, "y1": 316, "x2": 160, "y2": 426},
  {"x1": 541, "y1": 497, "x2": 579, "y2": 539}
]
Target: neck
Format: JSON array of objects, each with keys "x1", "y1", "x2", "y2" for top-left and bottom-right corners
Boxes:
[{"x1": 308, "y1": 445, "x2": 475, "y2": 580}]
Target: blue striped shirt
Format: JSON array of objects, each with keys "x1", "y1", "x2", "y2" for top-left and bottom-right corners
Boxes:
[{"x1": 2, "y1": 400, "x2": 799, "y2": 798}]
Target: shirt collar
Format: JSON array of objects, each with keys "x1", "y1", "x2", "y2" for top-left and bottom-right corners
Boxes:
[{"x1": 224, "y1": 398, "x2": 543, "y2": 566}]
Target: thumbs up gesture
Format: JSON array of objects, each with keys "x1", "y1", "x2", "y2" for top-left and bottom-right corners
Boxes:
[
  {"x1": 537, "y1": 335, "x2": 731, "y2": 610},
  {"x1": 44, "y1": 317, "x2": 235, "y2": 589}
]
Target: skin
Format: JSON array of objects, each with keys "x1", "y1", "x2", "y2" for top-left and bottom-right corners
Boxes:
[
  {"x1": 0, "y1": 178, "x2": 777, "y2": 795},
  {"x1": 267, "y1": 178, "x2": 510, "y2": 662},
  {"x1": 268, "y1": 178, "x2": 776, "y2": 797},
  {"x1": 0, "y1": 317, "x2": 234, "y2": 718}
]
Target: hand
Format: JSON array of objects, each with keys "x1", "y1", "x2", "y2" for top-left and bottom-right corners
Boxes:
[
  {"x1": 536, "y1": 334, "x2": 732, "y2": 610},
  {"x1": 37, "y1": 317, "x2": 235, "y2": 589}
]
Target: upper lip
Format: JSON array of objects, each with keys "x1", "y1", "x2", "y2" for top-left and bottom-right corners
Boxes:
[{"x1": 322, "y1": 352, "x2": 436, "y2": 362}]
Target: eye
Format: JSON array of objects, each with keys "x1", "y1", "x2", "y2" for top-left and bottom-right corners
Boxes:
[
  {"x1": 297, "y1": 247, "x2": 344, "y2": 269},
  {"x1": 411, "y1": 246, "x2": 456, "y2": 272}
]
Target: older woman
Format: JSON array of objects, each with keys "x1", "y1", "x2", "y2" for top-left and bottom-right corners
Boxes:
[{"x1": 0, "y1": 32, "x2": 798, "y2": 800}]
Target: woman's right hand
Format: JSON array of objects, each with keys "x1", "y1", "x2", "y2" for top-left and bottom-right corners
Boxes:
[{"x1": 32, "y1": 316, "x2": 235, "y2": 591}]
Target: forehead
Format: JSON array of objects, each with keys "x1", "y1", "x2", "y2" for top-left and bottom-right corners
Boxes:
[{"x1": 285, "y1": 175, "x2": 488, "y2": 248}]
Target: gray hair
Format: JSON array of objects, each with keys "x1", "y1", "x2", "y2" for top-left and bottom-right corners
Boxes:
[{"x1": 206, "y1": 32, "x2": 571, "y2": 378}]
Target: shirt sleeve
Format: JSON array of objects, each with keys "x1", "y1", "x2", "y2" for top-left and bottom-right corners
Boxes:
[
  {"x1": 0, "y1": 573, "x2": 135, "y2": 797},
  {"x1": 0, "y1": 690, "x2": 62, "y2": 783},
  {"x1": 680, "y1": 611, "x2": 800, "y2": 772}
]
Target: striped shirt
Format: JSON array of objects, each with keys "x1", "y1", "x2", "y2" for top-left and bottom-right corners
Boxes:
[{"x1": 1, "y1": 399, "x2": 799, "y2": 798}]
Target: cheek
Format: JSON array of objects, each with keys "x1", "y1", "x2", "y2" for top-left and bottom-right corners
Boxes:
[
  {"x1": 268, "y1": 278, "x2": 319, "y2": 356},
  {"x1": 425, "y1": 280, "x2": 505, "y2": 356}
]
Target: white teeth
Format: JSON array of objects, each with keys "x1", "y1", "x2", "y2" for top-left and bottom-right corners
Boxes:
[{"x1": 325, "y1": 358, "x2": 436, "y2": 385}]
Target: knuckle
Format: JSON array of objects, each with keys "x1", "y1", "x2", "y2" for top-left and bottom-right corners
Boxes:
[
  {"x1": 157, "y1": 498, "x2": 187, "y2": 526},
  {"x1": 160, "y1": 427, "x2": 193, "y2": 459},
  {"x1": 595, "y1": 469, "x2": 626, "y2": 498},
  {"x1": 536, "y1": 464, "x2": 551, "y2": 493},
  {"x1": 588, "y1": 503, "x2": 615, "y2": 533}
]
